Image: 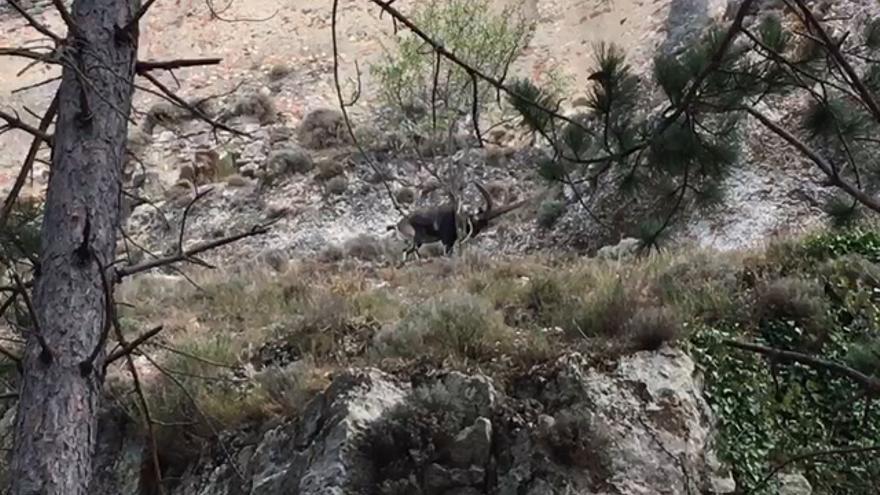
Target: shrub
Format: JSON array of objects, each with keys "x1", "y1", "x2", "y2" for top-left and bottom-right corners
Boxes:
[
  {"x1": 753, "y1": 276, "x2": 828, "y2": 328},
  {"x1": 267, "y1": 146, "x2": 314, "y2": 176},
  {"x1": 541, "y1": 408, "x2": 612, "y2": 474},
  {"x1": 298, "y1": 108, "x2": 349, "y2": 149},
  {"x1": 255, "y1": 358, "x2": 327, "y2": 416},
  {"x1": 521, "y1": 273, "x2": 570, "y2": 327},
  {"x1": 653, "y1": 251, "x2": 741, "y2": 322},
  {"x1": 267, "y1": 63, "x2": 292, "y2": 81},
  {"x1": 344, "y1": 234, "x2": 385, "y2": 262},
  {"x1": 537, "y1": 199, "x2": 566, "y2": 229},
  {"x1": 625, "y1": 306, "x2": 682, "y2": 351},
  {"x1": 224, "y1": 91, "x2": 276, "y2": 124},
  {"x1": 370, "y1": 0, "x2": 533, "y2": 142},
  {"x1": 375, "y1": 293, "x2": 505, "y2": 360},
  {"x1": 325, "y1": 176, "x2": 349, "y2": 195},
  {"x1": 314, "y1": 160, "x2": 345, "y2": 181},
  {"x1": 395, "y1": 187, "x2": 416, "y2": 204},
  {"x1": 574, "y1": 276, "x2": 640, "y2": 338},
  {"x1": 143, "y1": 102, "x2": 187, "y2": 134},
  {"x1": 225, "y1": 173, "x2": 250, "y2": 187}
]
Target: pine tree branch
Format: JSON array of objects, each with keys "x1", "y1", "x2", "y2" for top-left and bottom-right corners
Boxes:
[
  {"x1": 745, "y1": 106, "x2": 880, "y2": 214},
  {"x1": 0, "y1": 109, "x2": 54, "y2": 145},
  {"x1": 0, "y1": 92, "x2": 58, "y2": 231},
  {"x1": 50, "y1": 0, "x2": 81, "y2": 39},
  {"x1": 723, "y1": 340, "x2": 880, "y2": 394},
  {"x1": 4, "y1": 0, "x2": 63, "y2": 43},
  {"x1": 792, "y1": 0, "x2": 880, "y2": 123},
  {"x1": 139, "y1": 70, "x2": 246, "y2": 137},
  {"x1": 658, "y1": 0, "x2": 756, "y2": 130},
  {"x1": 114, "y1": 223, "x2": 271, "y2": 281},
  {"x1": 135, "y1": 57, "x2": 222, "y2": 73},
  {"x1": 104, "y1": 325, "x2": 163, "y2": 369}
]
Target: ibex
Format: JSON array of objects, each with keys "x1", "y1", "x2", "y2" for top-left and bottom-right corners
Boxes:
[{"x1": 388, "y1": 182, "x2": 526, "y2": 261}]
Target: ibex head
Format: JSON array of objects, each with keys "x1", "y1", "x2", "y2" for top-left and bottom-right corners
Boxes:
[{"x1": 465, "y1": 181, "x2": 529, "y2": 238}]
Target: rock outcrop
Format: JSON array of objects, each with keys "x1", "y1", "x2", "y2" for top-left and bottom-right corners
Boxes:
[{"x1": 61, "y1": 347, "x2": 734, "y2": 495}]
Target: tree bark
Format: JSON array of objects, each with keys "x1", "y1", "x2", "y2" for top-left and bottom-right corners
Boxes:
[{"x1": 9, "y1": 0, "x2": 139, "y2": 493}]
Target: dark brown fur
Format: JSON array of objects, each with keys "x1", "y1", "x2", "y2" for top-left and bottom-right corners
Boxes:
[{"x1": 388, "y1": 182, "x2": 527, "y2": 261}]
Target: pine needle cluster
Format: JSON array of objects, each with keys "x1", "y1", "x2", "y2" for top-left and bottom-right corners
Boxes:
[{"x1": 508, "y1": 5, "x2": 880, "y2": 245}]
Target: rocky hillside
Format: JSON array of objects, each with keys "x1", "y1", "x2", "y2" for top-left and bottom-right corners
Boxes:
[
  {"x1": 0, "y1": 0, "x2": 844, "y2": 261},
  {"x1": 1, "y1": 0, "x2": 880, "y2": 494}
]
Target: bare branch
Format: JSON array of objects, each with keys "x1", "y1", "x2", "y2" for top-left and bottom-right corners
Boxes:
[
  {"x1": 0, "y1": 47, "x2": 53, "y2": 63},
  {"x1": 139, "y1": 71, "x2": 247, "y2": 137},
  {"x1": 135, "y1": 57, "x2": 222, "y2": 73},
  {"x1": 104, "y1": 325, "x2": 162, "y2": 369},
  {"x1": 5, "y1": 0, "x2": 63, "y2": 43},
  {"x1": 331, "y1": 0, "x2": 405, "y2": 215},
  {"x1": 792, "y1": 0, "x2": 880, "y2": 123},
  {"x1": 112, "y1": 321, "x2": 166, "y2": 494},
  {"x1": 138, "y1": 351, "x2": 246, "y2": 482},
  {"x1": 50, "y1": 0, "x2": 81, "y2": 39},
  {"x1": 745, "y1": 106, "x2": 880, "y2": 214},
  {"x1": 124, "y1": 0, "x2": 160, "y2": 33},
  {"x1": 724, "y1": 340, "x2": 880, "y2": 394},
  {"x1": 0, "y1": 109, "x2": 53, "y2": 144},
  {"x1": 114, "y1": 223, "x2": 272, "y2": 280}
]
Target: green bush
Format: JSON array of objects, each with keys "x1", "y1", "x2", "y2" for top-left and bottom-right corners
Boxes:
[
  {"x1": 690, "y1": 230, "x2": 880, "y2": 494},
  {"x1": 370, "y1": 0, "x2": 533, "y2": 142},
  {"x1": 537, "y1": 199, "x2": 566, "y2": 229},
  {"x1": 375, "y1": 293, "x2": 505, "y2": 360},
  {"x1": 625, "y1": 306, "x2": 682, "y2": 351}
]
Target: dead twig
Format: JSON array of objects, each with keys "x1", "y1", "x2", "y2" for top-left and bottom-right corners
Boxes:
[
  {"x1": 0, "y1": 92, "x2": 59, "y2": 230},
  {"x1": 139, "y1": 351, "x2": 246, "y2": 482},
  {"x1": 724, "y1": 340, "x2": 880, "y2": 394},
  {"x1": 0, "y1": 109, "x2": 54, "y2": 145},
  {"x1": 135, "y1": 57, "x2": 222, "y2": 74},
  {"x1": 139, "y1": 71, "x2": 247, "y2": 137},
  {"x1": 114, "y1": 223, "x2": 272, "y2": 281},
  {"x1": 5, "y1": 0, "x2": 63, "y2": 44},
  {"x1": 331, "y1": 0, "x2": 405, "y2": 215},
  {"x1": 104, "y1": 325, "x2": 163, "y2": 369}
]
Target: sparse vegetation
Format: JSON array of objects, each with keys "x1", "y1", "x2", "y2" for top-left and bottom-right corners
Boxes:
[
  {"x1": 298, "y1": 108, "x2": 349, "y2": 149},
  {"x1": 343, "y1": 234, "x2": 385, "y2": 261},
  {"x1": 537, "y1": 199, "x2": 566, "y2": 229},
  {"x1": 325, "y1": 175, "x2": 349, "y2": 195},
  {"x1": 541, "y1": 408, "x2": 612, "y2": 475},
  {"x1": 314, "y1": 160, "x2": 345, "y2": 181},
  {"x1": 370, "y1": 0, "x2": 535, "y2": 145},
  {"x1": 222, "y1": 91, "x2": 277, "y2": 124},
  {"x1": 105, "y1": 219, "x2": 880, "y2": 493},
  {"x1": 267, "y1": 146, "x2": 314, "y2": 176}
]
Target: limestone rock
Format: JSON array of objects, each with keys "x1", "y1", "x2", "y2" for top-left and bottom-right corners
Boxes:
[
  {"x1": 596, "y1": 237, "x2": 642, "y2": 260},
  {"x1": 448, "y1": 417, "x2": 493, "y2": 468},
  {"x1": 778, "y1": 472, "x2": 812, "y2": 495}
]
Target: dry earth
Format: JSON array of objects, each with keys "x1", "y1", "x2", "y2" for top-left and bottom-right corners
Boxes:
[{"x1": 0, "y1": 0, "x2": 720, "y2": 190}]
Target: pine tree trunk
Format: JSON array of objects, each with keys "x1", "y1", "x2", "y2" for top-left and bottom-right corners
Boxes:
[{"x1": 9, "y1": 0, "x2": 139, "y2": 493}]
